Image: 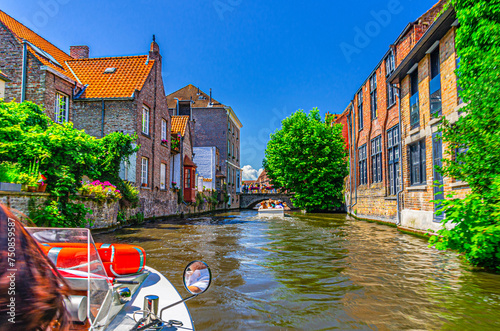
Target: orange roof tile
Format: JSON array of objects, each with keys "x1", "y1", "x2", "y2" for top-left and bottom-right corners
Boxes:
[
  {"x1": 66, "y1": 56, "x2": 154, "y2": 99},
  {"x1": 171, "y1": 115, "x2": 189, "y2": 136},
  {"x1": 0, "y1": 10, "x2": 75, "y2": 81},
  {"x1": 167, "y1": 84, "x2": 227, "y2": 109}
]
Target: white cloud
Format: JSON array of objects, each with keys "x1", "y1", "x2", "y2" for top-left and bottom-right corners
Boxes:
[{"x1": 242, "y1": 165, "x2": 263, "y2": 181}]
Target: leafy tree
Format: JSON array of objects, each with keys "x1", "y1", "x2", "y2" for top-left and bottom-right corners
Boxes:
[
  {"x1": 429, "y1": 0, "x2": 500, "y2": 270},
  {"x1": 263, "y1": 108, "x2": 347, "y2": 212}
]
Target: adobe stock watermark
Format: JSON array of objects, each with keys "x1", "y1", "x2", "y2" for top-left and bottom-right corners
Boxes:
[
  {"x1": 339, "y1": 0, "x2": 404, "y2": 63},
  {"x1": 6, "y1": 217, "x2": 17, "y2": 324},
  {"x1": 20, "y1": 0, "x2": 72, "y2": 32},
  {"x1": 213, "y1": 0, "x2": 242, "y2": 21}
]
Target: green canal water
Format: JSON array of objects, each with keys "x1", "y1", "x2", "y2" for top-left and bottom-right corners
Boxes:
[{"x1": 95, "y1": 210, "x2": 500, "y2": 330}]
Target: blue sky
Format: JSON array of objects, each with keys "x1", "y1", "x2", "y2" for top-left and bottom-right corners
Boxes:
[{"x1": 1, "y1": 0, "x2": 438, "y2": 178}]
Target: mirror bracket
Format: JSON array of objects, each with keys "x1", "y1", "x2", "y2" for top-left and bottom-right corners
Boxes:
[{"x1": 159, "y1": 294, "x2": 197, "y2": 320}]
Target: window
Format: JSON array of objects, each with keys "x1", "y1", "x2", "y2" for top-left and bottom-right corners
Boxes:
[
  {"x1": 410, "y1": 69, "x2": 419, "y2": 128},
  {"x1": 409, "y1": 140, "x2": 426, "y2": 186},
  {"x1": 429, "y1": 49, "x2": 442, "y2": 115},
  {"x1": 357, "y1": 91, "x2": 363, "y2": 130},
  {"x1": 358, "y1": 144, "x2": 367, "y2": 185},
  {"x1": 387, "y1": 83, "x2": 396, "y2": 107},
  {"x1": 385, "y1": 50, "x2": 395, "y2": 76},
  {"x1": 370, "y1": 74, "x2": 377, "y2": 119},
  {"x1": 160, "y1": 163, "x2": 166, "y2": 190},
  {"x1": 185, "y1": 168, "x2": 191, "y2": 188},
  {"x1": 141, "y1": 157, "x2": 149, "y2": 185},
  {"x1": 371, "y1": 136, "x2": 382, "y2": 183},
  {"x1": 142, "y1": 106, "x2": 150, "y2": 135},
  {"x1": 55, "y1": 92, "x2": 69, "y2": 123},
  {"x1": 236, "y1": 148, "x2": 239, "y2": 160},
  {"x1": 161, "y1": 118, "x2": 167, "y2": 141},
  {"x1": 228, "y1": 121, "x2": 231, "y2": 132},
  {"x1": 228, "y1": 140, "x2": 231, "y2": 156},
  {"x1": 387, "y1": 125, "x2": 400, "y2": 195}
]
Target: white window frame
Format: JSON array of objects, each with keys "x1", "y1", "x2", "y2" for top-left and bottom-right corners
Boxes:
[
  {"x1": 55, "y1": 92, "x2": 69, "y2": 123},
  {"x1": 161, "y1": 118, "x2": 167, "y2": 141},
  {"x1": 142, "y1": 106, "x2": 150, "y2": 135},
  {"x1": 141, "y1": 157, "x2": 149, "y2": 185},
  {"x1": 160, "y1": 163, "x2": 166, "y2": 189}
]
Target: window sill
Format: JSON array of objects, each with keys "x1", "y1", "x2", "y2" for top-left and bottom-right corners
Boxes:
[
  {"x1": 384, "y1": 196, "x2": 397, "y2": 201},
  {"x1": 140, "y1": 186, "x2": 151, "y2": 190},
  {"x1": 407, "y1": 185, "x2": 427, "y2": 191},
  {"x1": 387, "y1": 102, "x2": 397, "y2": 110},
  {"x1": 409, "y1": 127, "x2": 420, "y2": 135},
  {"x1": 141, "y1": 133, "x2": 151, "y2": 139},
  {"x1": 429, "y1": 117, "x2": 441, "y2": 127},
  {"x1": 450, "y1": 181, "x2": 469, "y2": 190}
]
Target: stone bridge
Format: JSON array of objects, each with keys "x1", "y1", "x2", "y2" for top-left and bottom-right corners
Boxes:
[{"x1": 239, "y1": 193, "x2": 295, "y2": 209}]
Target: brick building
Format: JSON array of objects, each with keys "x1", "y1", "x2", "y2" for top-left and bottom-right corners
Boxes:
[
  {"x1": 0, "y1": 10, "x2": 82, "y2": 121},
  {"x1": 0, "y1": 70, "x2": 8, "y2": 98},
  {"x1": 339, "y1": 0, "x2": 468, "y2": 232},
  {"x1": 0, "y1": 10, "x2": 180, "y2": 218},
  {"x1": 167, "y1": 85, "x2": 242, "y2": 208}
]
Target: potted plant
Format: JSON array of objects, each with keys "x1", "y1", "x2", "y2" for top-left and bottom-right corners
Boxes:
[
  {"x1": 38, "y1": 180, "x2": 48, "y2": 192},
  {"x1": 27, "y1": 175, "x2": 39, "y2": 192}
]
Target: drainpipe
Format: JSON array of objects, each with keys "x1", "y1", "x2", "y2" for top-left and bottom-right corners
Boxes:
[
  {"x1": 101, "y1": 100, "x2": 105, "y2": 138},
  {"x1": 346, "y1": 112, "x2": 353, "y2": 211},
  {"x1": 393, "y1": 84, "x2": 404, "y2": 226},
  {"x1": 350, "y1": 102, "x2": 358, "y2": 210},
  {"x1": 20, "y1": 40, "x2": 28, "y2": 102}
]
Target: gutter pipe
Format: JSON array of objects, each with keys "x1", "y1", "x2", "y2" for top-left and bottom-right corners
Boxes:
[
  {"x1": 393, "y1": 84, "x2": 404, "y2": 226},
  {"x1": 350, "y1": 102, "x2": 358, "y2": 210},
  {"x1": 346, "y1": 110, "x2": 353, "y2": 211},
  {"x1": 21, "y1": 40, "x2": 28, "y2": 102}
]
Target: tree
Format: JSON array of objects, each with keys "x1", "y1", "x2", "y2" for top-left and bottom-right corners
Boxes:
[
  {"x1": 263, "y1": 108, "x2": 348, "y2": 212},
  {"x1": 429, "y1": 0, "x2": 500, "y2": 270}
]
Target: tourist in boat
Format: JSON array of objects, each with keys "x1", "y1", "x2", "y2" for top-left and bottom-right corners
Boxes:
[
  {"x1": 0, "y1": 204, "x2": 70, "y2": 331},
  {"x1": 185, "y1": 261, "x2": 210, "y2": 294}
]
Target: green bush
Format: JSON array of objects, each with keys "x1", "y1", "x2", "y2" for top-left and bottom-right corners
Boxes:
[
  {"x1": 29, "y1": 200, "x2": 92, "y2": 228},
  {"x1": 0, "y1": 162, "x2": 22, "y2": 183},
  {"x1": 0, "y1": 101, "x2": 138, "y2": 227}
]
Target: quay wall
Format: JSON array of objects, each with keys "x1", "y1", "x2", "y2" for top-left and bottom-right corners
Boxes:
[{"x1": 0, "y1": 190, "x2": 218, "y2": 229}]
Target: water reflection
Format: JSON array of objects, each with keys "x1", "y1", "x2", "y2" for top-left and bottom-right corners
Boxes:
[{"x1": 95, "y1": 211, "x2": 500, "y2": 330}]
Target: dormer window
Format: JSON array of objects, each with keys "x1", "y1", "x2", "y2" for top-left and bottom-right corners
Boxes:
[{"x1": 104, "y1": 67, "x2": 116, "y2": 74}]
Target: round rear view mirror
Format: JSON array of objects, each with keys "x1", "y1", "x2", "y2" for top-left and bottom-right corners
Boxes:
[{"x1": 183, "y1": 261, "x2": 212, "y2": 295}]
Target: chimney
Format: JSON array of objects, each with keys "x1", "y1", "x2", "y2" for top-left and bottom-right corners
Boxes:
[
  {"x1": 209, "y1": 88, "x2": 212, "y2": 105},
  {"x1": 149, "y1": 34, "x2": 161, "y2": 60},
  {"x1": 70, "y1": 45, "x2": 89, "y2": 59}
]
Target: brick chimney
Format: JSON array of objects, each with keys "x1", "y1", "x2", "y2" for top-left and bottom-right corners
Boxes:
[
  {"x1": 70, "y1": 45, "x2": 89, "y2": 59},
  {"x1": 149, "y1": 35, "x2": 161, "y2": 61}
]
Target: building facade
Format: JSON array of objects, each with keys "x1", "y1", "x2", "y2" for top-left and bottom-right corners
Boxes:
[
  {"x1": 340, "y1": 0, "x2": 469, "y2": 233},
  {"x1": 167, "y1": 85, "x2": 243, "y2": 208}
]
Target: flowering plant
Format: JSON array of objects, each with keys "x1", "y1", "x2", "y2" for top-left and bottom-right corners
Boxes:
[
  {"x1": 171, "y1": 181, "x2": 178, "y2": 190},
  {"x1": 80, "y1": 180, "x2": 122, "y2": 201},
  {"x1": 161, "y1": 139, "x2": 168, "y2": 144}
]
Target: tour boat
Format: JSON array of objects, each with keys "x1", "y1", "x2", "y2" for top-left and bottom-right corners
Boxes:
[
  {"x1": 258, "y1": 206, "x2": 285, "y2": 216},
  {"x1": 27, "y1": 227, "x2": 212, "y2": 331}
]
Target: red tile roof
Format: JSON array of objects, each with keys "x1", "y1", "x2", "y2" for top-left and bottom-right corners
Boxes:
[
  {"x1": 0, "y1": 10, "x2": 75, "y2": 81},
  {"x1": 66, "y1": 56, "x2": 154, "y2": 99},
  {"x1": 167, "y1": 84, "x2": 227, "y2": 109},
  {"x1": 171, "y1": 115, "x2": 189, "y2": 136},
  {"x1": 0, "y1": 10, "x2": 154, "y2": 99}
]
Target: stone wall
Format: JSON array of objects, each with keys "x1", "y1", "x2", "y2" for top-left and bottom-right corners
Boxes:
[{"x1": 0, "y1": 190, "x2": 218, "y2": 229}]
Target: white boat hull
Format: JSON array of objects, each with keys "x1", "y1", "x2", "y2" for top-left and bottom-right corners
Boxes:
[
  {"x1": 106, "y1": 266, "x2": 194, "y2": 330},
  {"x1": 258, "y1": 208, "x2": 284, "y2": 216}
]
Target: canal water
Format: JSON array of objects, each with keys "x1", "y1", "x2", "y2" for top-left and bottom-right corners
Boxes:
[{"x1": 95, "y1": 210, "x2": 500, "y2": 330}]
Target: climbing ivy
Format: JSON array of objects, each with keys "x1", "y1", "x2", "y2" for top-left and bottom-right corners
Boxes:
[{"x1": 430, "y1": 0, "x2": 500, "y2": 271}]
